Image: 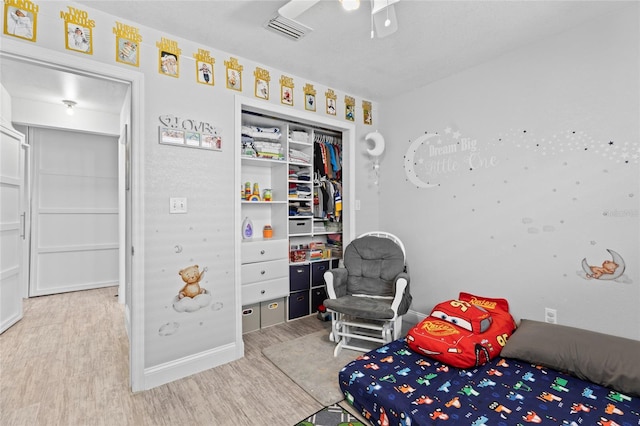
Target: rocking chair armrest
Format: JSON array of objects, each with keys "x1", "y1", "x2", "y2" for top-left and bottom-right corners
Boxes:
[
  {"x1": 390, "y1": 272, "x2": 410, "y2": 317},
  {"x1": 324, "y1": 268, "x2": 348, "y2": 299}
]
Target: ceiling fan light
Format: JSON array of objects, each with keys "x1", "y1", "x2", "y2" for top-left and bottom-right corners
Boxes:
[{"x1": 340, "y1": 0, "x2": 360, "y2": 11}]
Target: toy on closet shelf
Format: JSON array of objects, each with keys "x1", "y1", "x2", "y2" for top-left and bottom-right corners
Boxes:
[{"x1": 243, "y1": 181, "x2": 262, "y2": 201}]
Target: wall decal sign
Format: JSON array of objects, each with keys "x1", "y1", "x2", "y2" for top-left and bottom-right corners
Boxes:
[
  {"x1": 113, "y1": 21, "x2": 141, "y2": 67},
  {"x1": 3, "y1": 0, "x2": 37, "y2": 42},
  {"x1": 254, "y1": 67, "x2": 270, "y2": 100},
  {"x1": 61, "y1": 6, "x2": 94, "y2": 54},
  {"x1": 158, "y1": 114, "x2": 221, "y2": 151},
  {"x1": 280, "y1": 75, "x2": 294, "y2": 106},
  {"x1": 404, "y1": 128, "x2": 498, "y2": 188},
  {"x1": 304, "y1": 83, "x2": 316, "y2": 112},
  {"x1": 156, "y1": 37, "x2": 180, "y2": 77},
  {"x1": 326, "y1": 88, "x2": 337, "y2": 116},
  {"x1": 224, "y1": 57, "x2": 242, "y2": 91},
  {"x1": 194, "y1": 48, "x2": 215, "y2": 86},
  {"x1": 363, "y1": 100, "x2": 372, "y2": 125}
]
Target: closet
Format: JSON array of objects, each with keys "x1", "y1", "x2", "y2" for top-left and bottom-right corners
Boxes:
[{"x1": 236, "y1": 99, "x2": 353, "y2": 334}]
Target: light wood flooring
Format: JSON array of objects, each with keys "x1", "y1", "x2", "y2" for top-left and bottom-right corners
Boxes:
[{"x1": 0, "y1": 287, "x2": 333, "y2": 425}]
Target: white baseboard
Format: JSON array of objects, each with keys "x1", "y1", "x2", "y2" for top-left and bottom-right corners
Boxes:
[
  {"x1": 401, "y1": 309, "x2": 427, "y2": 334},
  {"x1": 142, "y1": 343, "x2": 242, "y2": 390}
]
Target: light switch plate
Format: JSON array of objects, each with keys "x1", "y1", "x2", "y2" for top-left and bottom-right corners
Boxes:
[{"x1": 170, "y1": 197, "x2": 187, "y2": 214}]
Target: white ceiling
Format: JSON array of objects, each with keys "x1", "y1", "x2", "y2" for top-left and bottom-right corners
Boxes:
[
  {"x1": 80, "y1": 0, "x2": 630, "y2": 101},
  {"x1": 1, "y1": 58, "x2": 129, "y2": 114},
  {"x1": 1, "y1": 1, "x2": 631, "y2": 114}
]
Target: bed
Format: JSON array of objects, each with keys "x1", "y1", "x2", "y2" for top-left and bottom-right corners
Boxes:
[{"x1": 339, "y1": 319, "x2": 640, "y2": 425}]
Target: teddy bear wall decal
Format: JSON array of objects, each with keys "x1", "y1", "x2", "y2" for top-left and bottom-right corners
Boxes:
[{"x1": 172, "y1": 264, "x2": 213, "y2": 313}]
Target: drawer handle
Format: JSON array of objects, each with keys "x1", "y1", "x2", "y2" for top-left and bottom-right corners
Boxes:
[
  {"x1": 260, "y1": 250, "x2": 265, "y2": 255},
  {"x1": 261, "y1": 290, "x2": 266, "y2": 294},
  {"x1": 261, "y1": 270, "x2": 266, "y2": 275}
]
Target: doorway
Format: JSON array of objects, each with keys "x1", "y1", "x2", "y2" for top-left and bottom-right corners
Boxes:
[{"x1": 0, "y1": 41, "x2": 145, "y2": 391}]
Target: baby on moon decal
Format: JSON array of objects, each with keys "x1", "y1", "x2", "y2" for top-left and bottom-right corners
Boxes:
[{"x1": 581, "y1": 249, "x2": 626, "y2": 281}]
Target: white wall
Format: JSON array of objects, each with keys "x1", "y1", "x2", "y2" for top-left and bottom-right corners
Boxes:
[
  {"x1": 379, "y1": 5, "x2": 640, "y2": 339},
  {"x1": 0, "y1": 84, "x2": 12, "y2": 126},
  {"x1": 1, "y1": 1, "x2": 380, "y2": 389}
]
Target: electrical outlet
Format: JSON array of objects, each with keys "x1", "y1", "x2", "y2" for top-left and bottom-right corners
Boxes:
[
  {"x1": 355, "y1": 199, "x2": 361, "y2": 211},
  {"x1": 545, "y1": 307, "x2": 557, "y2": 324}
]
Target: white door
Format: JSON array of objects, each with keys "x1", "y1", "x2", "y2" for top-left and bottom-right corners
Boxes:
[
  {"x1": 29, "y1": 127, "x2": 119, "y2": 296},
  {"x1": 0, "y1": 124, "x2": 26, "y2": 333}
]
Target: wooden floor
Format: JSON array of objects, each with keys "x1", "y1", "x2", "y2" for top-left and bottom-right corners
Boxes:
[{"x1": 0, "y1": 287, "x2": 332, "y2": 425}]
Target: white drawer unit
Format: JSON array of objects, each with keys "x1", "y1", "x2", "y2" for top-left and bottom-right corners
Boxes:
[
  {"x1": 241, "y1": 278, "x2": 289, "y2": 306},
  {"x1": 241, "y1": 259, "x2": 288, "y2": 285},
  {"x1": 241, "y1": 239, "x2": 288, "y2": 264}
]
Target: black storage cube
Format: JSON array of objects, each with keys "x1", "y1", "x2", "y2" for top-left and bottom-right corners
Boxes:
[
  {"x1": 289, "y1": 264, "x2": 310, "y2": 292},
  {"x1": 311, "y1": 286, "x2": 328, "y2": 313},
  {"x1": 288, "y1": 290, "x2": 310, "y2": 320},
  {"x1": 311, "y1": 261, "x2": 330, "y2": 287},
  {"x1": 331, "y1": 259, "x2": 339, "y2": 268}
]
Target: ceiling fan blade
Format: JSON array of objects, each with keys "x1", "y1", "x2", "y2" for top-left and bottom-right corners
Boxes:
[
  {"x1": 278, "y1": 0, "x2": 321, "y2": 19},
  {"x1": 373, "y1": 4, "x2": 398, "y2": 38},
  {"x1": 371, "y1": 0, "x2": 400, "y2": 16}
]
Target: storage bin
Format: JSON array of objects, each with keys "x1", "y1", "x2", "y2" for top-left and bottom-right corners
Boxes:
[
  {"x1": 311, "y1": 260, "x2": 330, "y2": 287},
  {"x1": 260, "y1": 298, "x2": 285, "y2": 328},
  {"x1": 288, "y1": 290, "x2": 310, "y2": 320},
  {"x1": 242, "y1": 304, "x2": 260, "y2": 334},
  {"x1": 289, "y1": 219, "x2": 311, "y2": 235},
  {"x1": 311, "y1": 286, "x2": 328, "y2": 313},
  {"x1": 289, "y1": 264, "x2": 310, "y2": 291}
]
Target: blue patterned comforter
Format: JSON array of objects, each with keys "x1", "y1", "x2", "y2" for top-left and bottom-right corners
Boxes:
[{"x1": 339, "y1": 338, "x2": 640, "y2": 425}]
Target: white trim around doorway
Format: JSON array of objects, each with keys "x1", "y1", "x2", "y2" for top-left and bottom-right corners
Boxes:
[{"x1": 0, "y1": 38, "x2": 146, "y2": 392}]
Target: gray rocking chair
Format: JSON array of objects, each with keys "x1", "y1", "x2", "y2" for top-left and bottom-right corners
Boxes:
[{"x1": 323, "y1": 231, "x2": 412, "y2": 356}]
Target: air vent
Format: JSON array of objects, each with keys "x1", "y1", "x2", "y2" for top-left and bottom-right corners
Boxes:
[{"x1": 265, "y1": 15, "x2": 312, "y2": 40}]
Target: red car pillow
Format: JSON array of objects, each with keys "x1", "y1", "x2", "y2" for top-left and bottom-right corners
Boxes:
[{"x1": 406, "y1": 294, "x2": 516, "y2": 368}]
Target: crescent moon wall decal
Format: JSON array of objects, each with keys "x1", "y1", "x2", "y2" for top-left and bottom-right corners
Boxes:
[
  {"x1": 364, "y1": 131, "x2": 385, "y2": 157},
  {"x1": 581, "y1": 249, "x2": 626, "y2": 280},
  {"x1": 603, "y1": 248, "x2": 626, "y2": 280},
  {"x1": 404, "y1": 133, "x2": 439, "y2": 188}
]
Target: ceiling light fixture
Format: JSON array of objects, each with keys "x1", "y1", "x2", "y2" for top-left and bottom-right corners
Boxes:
[
  {"x1": 340, "y1": 0, "x2": 360, "y2": 11},
  {"x1": 62, "y1": 99, "x2": 77, "y2": 116}
]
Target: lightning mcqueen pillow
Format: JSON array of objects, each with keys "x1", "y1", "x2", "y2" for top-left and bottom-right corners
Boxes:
[{"x1": 406, "y1": 293, "x2": 516, "y2": 368}]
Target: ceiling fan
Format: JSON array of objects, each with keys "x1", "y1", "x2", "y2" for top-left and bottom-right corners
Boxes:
[{"x1": 266, "y1": 0, "x2": 400, "y2": 40}]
